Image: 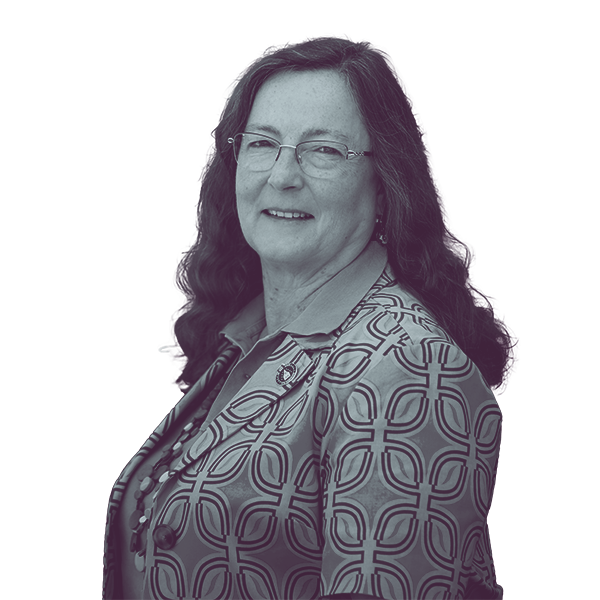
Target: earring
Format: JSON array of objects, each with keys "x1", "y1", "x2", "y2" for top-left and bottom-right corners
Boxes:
[{"x1": 375, "y1": 215, "x2": 387, "y2": 246}]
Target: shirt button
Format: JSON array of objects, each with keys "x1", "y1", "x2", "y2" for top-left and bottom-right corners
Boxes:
[{"x1": 153, "y1": 524, "x2": 176, "y2": 549}]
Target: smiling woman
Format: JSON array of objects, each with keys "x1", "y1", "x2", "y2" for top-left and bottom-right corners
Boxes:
[
  {"x1": 235, "y1": 70, "x2": 379, "y2": 309},
  {"x1": 103, "y1": 37, "x2": 513, "y2": 600}
]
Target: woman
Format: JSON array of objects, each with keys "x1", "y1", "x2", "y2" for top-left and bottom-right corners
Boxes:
[{"x1": 104, "y1": 38, "x2": 512, "y2": 599}]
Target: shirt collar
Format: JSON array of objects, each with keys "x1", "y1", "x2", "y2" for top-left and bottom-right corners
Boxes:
[
  {"x1": 222, "y1": 241, "x2": 388, "y2": 352},
  {"x1": 221, "y1": 294, "x2": 266, "y2": 355}
]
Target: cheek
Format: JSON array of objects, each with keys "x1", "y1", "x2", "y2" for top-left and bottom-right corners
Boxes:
[
  {"x1": 234, "y1": 170, "x2": 244, "y2": 201},
  {"x1": 235, "y1": 175, "x2": 252, "y2": 218},
  {"x1": 323, "y1": 185, "x2": 377, "y2": 238},
  {"x1": 335, "y1": 173, "x2": 378, "y2": 214},
  {"x1": 235, "y1": 170, "x2": 262, "y2": 206}
]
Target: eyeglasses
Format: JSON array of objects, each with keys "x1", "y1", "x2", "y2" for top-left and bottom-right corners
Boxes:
[{"x1": 227, "y1": 132, "x2": 372, "y2": 179}]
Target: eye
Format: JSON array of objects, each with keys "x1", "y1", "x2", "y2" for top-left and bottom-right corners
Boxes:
[
  {"x1": 247, "y1": 138, "x2": 277, "y2": 149},
  {"x1": 301, "y1": 141, "x2": 347, "y2": 162},
  {"x1": 313, "y1": 144, "x2": 344, "y2": 157}
]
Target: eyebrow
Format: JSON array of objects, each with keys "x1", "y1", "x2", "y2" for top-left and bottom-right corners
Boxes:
[{"x1": 245, "y1": 123, "x2": 351, "y2": 144}]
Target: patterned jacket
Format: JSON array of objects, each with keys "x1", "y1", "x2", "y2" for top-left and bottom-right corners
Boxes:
[{"x1": 103, "y1": 243, "x2": 503, "y2": 599}]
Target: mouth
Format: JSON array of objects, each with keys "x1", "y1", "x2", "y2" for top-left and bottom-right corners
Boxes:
[{"x1": 263, "y1": 209, "x2": 314, "y2": 220}]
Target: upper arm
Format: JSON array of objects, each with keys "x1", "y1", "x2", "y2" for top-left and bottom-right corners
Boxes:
[{"x1": 319, "y1": 340, "x2": 502, "y2": 599}]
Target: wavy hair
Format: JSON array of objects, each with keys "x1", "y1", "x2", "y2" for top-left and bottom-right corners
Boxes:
[{"x1": 174, "y1": 37, "x2": 514, "y2": 390}]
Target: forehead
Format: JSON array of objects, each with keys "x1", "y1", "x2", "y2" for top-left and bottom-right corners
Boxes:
[{"x1": 246, "y1": 70, "x2": 368, "y2": 143}]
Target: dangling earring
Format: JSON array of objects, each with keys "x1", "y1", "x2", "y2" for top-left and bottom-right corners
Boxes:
[{"x1": 375, "y1": 215, "x2": 388, "y2": 246}]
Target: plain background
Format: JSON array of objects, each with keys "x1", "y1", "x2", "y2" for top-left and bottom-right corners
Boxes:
[{"x1": 102, "y1": 32, "x2": 521, "y2": 412}]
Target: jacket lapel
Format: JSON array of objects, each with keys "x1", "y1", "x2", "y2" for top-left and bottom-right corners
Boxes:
[
  {"x1": 109, "y1": 343, "x2": 240, "y2": 494},
  {"x1": 170, "y1": 335, "x2": 317, "y2": 473},
  {"x1": 104, "y1": 336, "x2": 321, "y2": 598},
  {"x1": 102, "y1": 343, "x2": 240, "y2": 598}
]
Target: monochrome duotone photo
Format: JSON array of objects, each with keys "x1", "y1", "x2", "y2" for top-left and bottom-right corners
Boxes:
[{"x1": 103, "y1": 33, "x2": 521, "y2": 600}]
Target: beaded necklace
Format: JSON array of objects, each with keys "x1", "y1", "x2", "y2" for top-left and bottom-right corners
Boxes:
[{"x1": 127, "y1": 344, "x2": 240, "y2": 571}]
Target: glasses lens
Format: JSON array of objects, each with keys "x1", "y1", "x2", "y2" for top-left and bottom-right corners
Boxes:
[
  {"x1": 298, "y1": 141, "x2": 348, "y2": 177},
  {"x1": 232, "y1": 134, "x2": 351, "y2": 178},
  {"x1": 234, "y1": 133, "x2": 279, "y2": 171}
]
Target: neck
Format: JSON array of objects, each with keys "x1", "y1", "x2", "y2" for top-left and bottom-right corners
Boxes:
[
  {"x1": 260, "y1": 250, "x2": 361, "y2": 335},
  {"x1": 260, "y1": 271, "x2": 325, "y2": 335}
]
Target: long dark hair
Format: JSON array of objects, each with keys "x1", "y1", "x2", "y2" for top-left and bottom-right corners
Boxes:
[{"x1": 174, "y1": 37, "x2": 514, "y2": 390}]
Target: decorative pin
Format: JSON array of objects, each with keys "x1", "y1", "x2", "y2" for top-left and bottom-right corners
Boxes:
[{"x1": 276, "y1": 363, "x2": 297, "y2": 385}]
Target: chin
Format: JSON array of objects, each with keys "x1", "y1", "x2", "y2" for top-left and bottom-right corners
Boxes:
[{"x1": 256, "y1": 244, "x2": 309, "y2": 266}]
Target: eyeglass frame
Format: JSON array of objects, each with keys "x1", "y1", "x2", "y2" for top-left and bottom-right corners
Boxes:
[{"x1": 227, "y1": 132, "x2": 373, "y2": 175}]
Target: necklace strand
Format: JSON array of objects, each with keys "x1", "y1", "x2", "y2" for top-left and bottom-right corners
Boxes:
[{"x1": 127, "y1": 345, "x2": 240, "y2": 569}]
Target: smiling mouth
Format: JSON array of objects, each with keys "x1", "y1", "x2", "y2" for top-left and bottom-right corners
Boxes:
[{"x1": 263, "y1": 209, "x2": 314, "y2": 220}]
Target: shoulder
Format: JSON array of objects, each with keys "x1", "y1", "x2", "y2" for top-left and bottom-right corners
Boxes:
[
  {"x1": 332, "y1": 264, "x2": 454, "y2": 354},
  {"x1": 324, "y1": 266, "x2": 497, "y2": 413}
]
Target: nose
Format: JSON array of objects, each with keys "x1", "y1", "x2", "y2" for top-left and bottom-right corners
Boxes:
[{"x1": 268, "y1": 145, "x2": 304, "y2": 190}]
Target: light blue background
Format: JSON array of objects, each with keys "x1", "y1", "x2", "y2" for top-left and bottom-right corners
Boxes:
[{"x1": 102, "y1": 33, "x2": 521, "y2": 412}]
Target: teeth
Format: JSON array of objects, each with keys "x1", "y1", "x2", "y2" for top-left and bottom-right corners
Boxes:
[{"x1": 266, "y1": 209, "x2": 311, "y2": 219}]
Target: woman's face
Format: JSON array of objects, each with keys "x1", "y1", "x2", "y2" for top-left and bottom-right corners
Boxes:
[{"x1": 235, "y1": 70, "x2": 379, "y2": 277}]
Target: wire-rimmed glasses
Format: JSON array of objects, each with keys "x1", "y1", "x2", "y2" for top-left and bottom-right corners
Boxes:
[{"x1": 228, "y1": 132, "x2": 372, "y2": 179}]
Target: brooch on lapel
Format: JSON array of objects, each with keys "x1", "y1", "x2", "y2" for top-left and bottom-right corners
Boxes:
[{"x1": 276, "y1": 363, "x2": 297, "y2": 386}]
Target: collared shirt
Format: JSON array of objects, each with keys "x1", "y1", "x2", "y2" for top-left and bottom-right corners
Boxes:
[
  {"x1": 204, "y1": 242, "x2": 388, "y2": 428},
  {"x1": 104, "y1": 242, "x2": 503, "y2": 600}
]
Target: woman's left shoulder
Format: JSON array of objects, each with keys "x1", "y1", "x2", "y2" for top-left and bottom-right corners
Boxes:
[
  {"x1": 337, "y1": 269, "x2": 453, "y2": 350},
  {"x1": 331, "y1": 271, "x2": 497, "y2": 409}
]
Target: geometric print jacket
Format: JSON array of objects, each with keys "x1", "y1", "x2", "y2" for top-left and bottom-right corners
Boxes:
[{"x1": 103, "y1": 243, "x2": 503, "y2": 599}]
